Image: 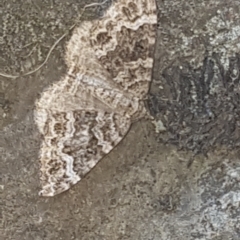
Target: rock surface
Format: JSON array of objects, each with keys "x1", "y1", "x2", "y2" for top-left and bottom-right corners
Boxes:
[{"x1": 0, "y1": 0, "x2": 240, "y2": 239}]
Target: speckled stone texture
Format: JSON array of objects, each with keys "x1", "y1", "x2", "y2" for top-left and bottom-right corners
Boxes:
[{"x1": 0, "y1": 0, "x2": 240, "y2": 239}]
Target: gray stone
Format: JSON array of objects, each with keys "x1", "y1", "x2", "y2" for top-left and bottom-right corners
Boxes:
[{"x1": 0, "y1": 0, "x2": 240, "y2": 239}]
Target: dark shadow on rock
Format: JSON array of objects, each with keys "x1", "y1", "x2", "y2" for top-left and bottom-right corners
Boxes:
[{"x1": 148, "y1": 53, "x2": 240, "y2": 155}]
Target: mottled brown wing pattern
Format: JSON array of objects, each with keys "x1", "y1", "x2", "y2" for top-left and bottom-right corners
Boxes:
[
  {"x1": 35, "y1": 0, "x2": 157, "y2": 197},
  {"x1": 38, "y1": 110, "x2": 130, "y2": 196}
]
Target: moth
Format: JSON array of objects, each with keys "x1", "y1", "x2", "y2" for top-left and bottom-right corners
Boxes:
[{"x1": 34, "y1": 0, "x2": 157, "y2": 196}]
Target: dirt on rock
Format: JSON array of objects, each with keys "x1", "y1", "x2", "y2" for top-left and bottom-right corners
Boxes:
[{"x1": 0, "y1": 0, "x2": 240, "y2": 239}]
